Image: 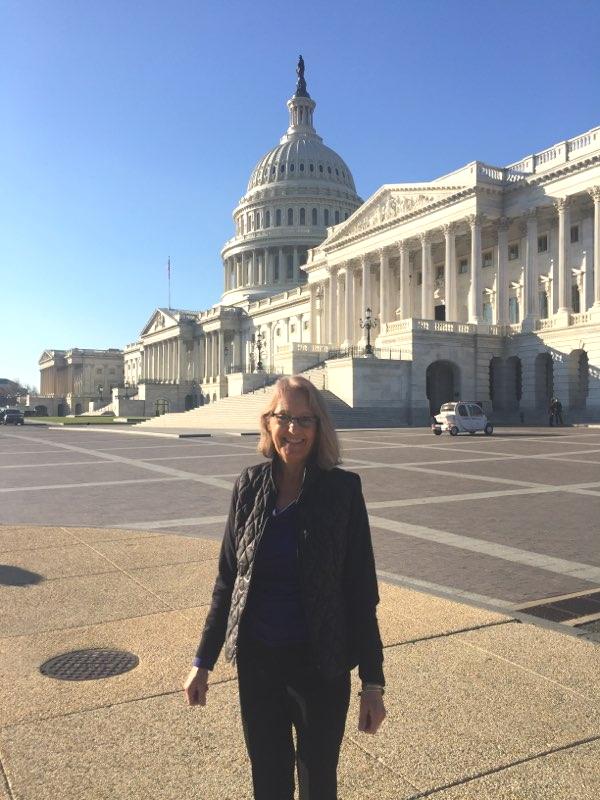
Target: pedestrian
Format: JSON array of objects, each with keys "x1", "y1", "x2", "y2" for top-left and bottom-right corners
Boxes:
[
  {"x1": 183, "y1": 375, "x2": 386, "y2": 800},
  {"x1": 548, "y1": 397, "x2": 556, "y2": 426},
  {"x1": 555, "y1": 397, "x2": 564, "y2": 425}
]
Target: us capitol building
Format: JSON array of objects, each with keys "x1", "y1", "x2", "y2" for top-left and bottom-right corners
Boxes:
[{"x1": 36, "y1": 59, "x2": 600, "y2": 424}]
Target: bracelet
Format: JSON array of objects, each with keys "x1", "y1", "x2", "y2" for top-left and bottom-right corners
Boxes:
[{"x1": 359, "y1": 683, "x2": 385, "y2": 696}]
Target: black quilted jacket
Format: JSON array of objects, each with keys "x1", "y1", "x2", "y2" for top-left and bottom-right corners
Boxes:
[{"x1": 195, "y1": 460, "x2": 385, "y2": 684}]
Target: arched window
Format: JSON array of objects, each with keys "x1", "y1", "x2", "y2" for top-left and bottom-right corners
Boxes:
[
  {"x1": 300, "y1": 208, "x2": 306, "y2": 225},
  {"x1": 312, "y1": 208, "x2": 318, "y2": 225},
  {"x1": 287, "y1": 208, "x2": 294, "y2": 226},
  {"x1": 265, "y1": 210, "x2": 271, "y2": 228},
  {"x1": 290, "y1": 163, "x2": 295, "y2": 172},
  {"x1": 247, "y1": 213, "x2": 252, "y2": 231},
  {"x1": 334, "y1": 210, "x2": 340, "y2": 224},
  {"x1": 240, "y1": 217, "x2": 245, "y2": 234},
  {"x1": 255, "y1": 212, "x2": 260, "y2": 229},
  {"x1": 324, "y1": 209, "x2": 329, "y2": 226},
  {"x1": 276, "y1": 209, "x2": 282, "y2": 227},
  {"x1": 300, "y1": 163, "x2": 305, "y2": 172}
]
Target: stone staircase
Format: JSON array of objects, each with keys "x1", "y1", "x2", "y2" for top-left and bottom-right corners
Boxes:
[{"x1": 136, "y1": 366, "x2": 405, "y2": 432}]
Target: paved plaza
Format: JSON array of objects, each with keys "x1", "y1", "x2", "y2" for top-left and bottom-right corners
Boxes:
[{"x1": 1, "y1": 423, "x2": 600, "y2": 798}]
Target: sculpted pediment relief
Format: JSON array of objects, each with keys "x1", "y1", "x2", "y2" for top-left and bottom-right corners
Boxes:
[
  {"x1": 325, "y1": 185, "x2": 466, "y2": 245},
  {"x1": 140, "y1": 308, "x2": 179, "y2": 337}
]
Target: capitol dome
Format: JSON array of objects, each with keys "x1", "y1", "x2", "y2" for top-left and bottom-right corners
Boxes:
[{"x1": 221, "y1": 57, "x2": 362, "y2": 306}]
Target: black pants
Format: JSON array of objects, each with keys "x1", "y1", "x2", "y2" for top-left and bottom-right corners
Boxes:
[{"x1": 237, "y1": 636, "x2": 350, "y2": 800}]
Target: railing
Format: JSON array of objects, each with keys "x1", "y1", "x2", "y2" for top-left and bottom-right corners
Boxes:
[
  {"x1": 275, "y1": 342, "x2": 331, "y2": 355},
  {"x1": 326, "y1": 346, "x2": 402, "y2": 360},
  {"x1": 569, "y1": 311, "x2": 593, "y2": 326}
]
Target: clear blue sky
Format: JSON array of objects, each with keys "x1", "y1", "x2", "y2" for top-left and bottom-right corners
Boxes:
[{"x1": 2, "y1": 0, "x2": 599, "y2": 390}]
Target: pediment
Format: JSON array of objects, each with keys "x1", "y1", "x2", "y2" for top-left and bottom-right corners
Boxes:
[
  {"x1": 38, "y1": 349, "x2": 64, "y2": 364},
  {"x1": 140, "y1": 308, "x2": 180, "y2": 336},
  {"x1": 324, "y1": 184, "x2": 467, "y2": 246}
]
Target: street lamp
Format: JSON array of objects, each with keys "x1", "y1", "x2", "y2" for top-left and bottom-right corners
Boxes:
[
  {"x1": 97, "y1": 384, "x2": 103, "y2": 400},
  {"x1": 251, "y1": 332, "x2": 266, "y2": 372},
  {"x1": 359, "y1": 307, "x2": 378, "y2": 356}
]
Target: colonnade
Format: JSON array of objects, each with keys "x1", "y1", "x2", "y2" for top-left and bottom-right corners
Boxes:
[
  {"x1": 310, "y1": 188, "x2": 600, "y2": 345},
  {"x1": 223, "y1": 246, "x2": 304, "y2": 292}
]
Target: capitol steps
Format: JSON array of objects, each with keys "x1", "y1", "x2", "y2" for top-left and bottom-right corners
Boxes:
[{"x1": 136, "y1": 381, "x2": 405, "y2": 432}]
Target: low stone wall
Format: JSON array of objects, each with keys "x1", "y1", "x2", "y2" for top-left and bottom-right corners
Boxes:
[{"x1": 326, "y1": 358, "x2": 410, "y2": 408}]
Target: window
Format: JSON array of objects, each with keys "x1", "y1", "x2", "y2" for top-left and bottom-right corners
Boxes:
[
  {"x1": 508, "y1": 242, "x2": 519, "y2": 260},
  {"x1": 255, "y1": 212, "x2": 260, "y2": 230},
  {"x1": 287, "y1": 254, "x2": 293, "y2": 280},
  {"x1": 312, "y1": 208, "x2": 318, "y2": 225},
  {"x1": 417, "y1": 271, "x2": 422, "y2": 285},
  {"x1": 324, "y1": 209, "x2": 329, "y2": 225},
  {"x1": 265, "y1": 210, "x2": 270, "y2": 228},
  {"x1": 482, "y1": 250, "x2": 493, "y2": 267},
  {"x1": 319, "y1": 165, "x2": 324, "y2": 173},
  {"x1": 300, "y1": 163, "x2": 304, "y2": 172},
  {"x1": 334, "y1": 210, "x2": 340, "y2": 224},
  {"x1": 344, "y1": 212, "x2": 349, "y2": 220},
  {"x1": 309, "y1": 164, "x2": 314, "y2": 172},
  {"x1": 571, "y1": 224, "x2": 579, "y2": 243},
  {"x1": 458, "y1": 257, "x2": 468, "y2": 274},
  {"x1": 436, "y1": 265, "x2": 444, "y2": 280},
  {"x1": 539, "y1": 291, "x2": 548, "y2": 318},
  {"x1": 537, "y1": 234, "x2": 548, "y2": 253},
  {"x1": 280, "y1": 164, "x2": 285, "y2": 173},
  {"x1": 335, "y1": 168, "x2": 339, "y2": 176},
  {"x1": 290, "y1": 163, "x2": 295, "y2": 172},
  {"x1": 482, "y1": 302, "x2": 493, "y2": 323},
  {"x1": 572, "y1": 285, "x2": 580, "y2": 313},
  {"x1": 469, "y1": 404, "x2": 483, "y2": 417},
  {"x1": 509, "y1": 296, "x2": 519, "y2": 323},
  {"x1": 275, "y1": 209, "x2": 282, "y2": 227},
  {"x1": 327, "y1": 166, "x2": 332, "y2": 174},
  {"x1": 96, "y1": 368, "x2": 103, "y2": 374},
  {"x1": 287, "y1": 208, "x2": 293, "y2": 225},
  {"x1": 300, "y1": 208, "x2": 306, "y2": 225}
]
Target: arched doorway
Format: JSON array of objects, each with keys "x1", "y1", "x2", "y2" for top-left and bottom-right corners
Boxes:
[
  {"x1": 535, "y1": 352, "x2": 554, "y2": 411},
  {"x1": 57, "y1": 403, "x2": 66, "y2": 417},
  {"x1": 426, "y1": 360, "x2": 459, "y2": 416},
  {"x1": 568, "y1": 349, "x2": 589, "y2": 410},
  {"x1": 489, "y1": 357, "x2": 503, "y2": 411},
  {"x1": 34, "y1": 405, "x2": 48, "y2": 416},
  {"x1": 74, "y1": 403, "x2": 83, "y2": 415},
  {"x1": 505, "y1": 356, "x2": 522, "y2": 412},
  {"x1": 155, "y1": 398, "x2": 169, "y2": 416}
]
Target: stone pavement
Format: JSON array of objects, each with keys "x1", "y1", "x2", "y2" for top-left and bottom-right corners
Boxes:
[{"x1": 1, "y1": 524, "x2": 599, "y2": 799}]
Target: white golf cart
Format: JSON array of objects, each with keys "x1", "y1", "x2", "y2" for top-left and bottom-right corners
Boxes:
[{"x1": 431, "y1": 401, "x2": 493, "y2": 436}]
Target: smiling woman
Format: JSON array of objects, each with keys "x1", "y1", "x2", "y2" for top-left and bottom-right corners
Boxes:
[{"x1": 184, "y1": 375, "x2": 386, "y2": 800}]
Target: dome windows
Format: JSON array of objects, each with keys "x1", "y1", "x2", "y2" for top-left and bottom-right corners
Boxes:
[
  {"x1": 312, "y1": 208, "x2": 318, "y2": 225},
  {"x1": 280, "y1": 164, "x2": 285, "y2": 173},
  {"x1": 310, "y1": 164, "x2": 314, "y2": 172},
  {"x1": 299, "y1": 163, "x2": 305, "y2": 172},
  {"x1": 335, "y1": 168, "x2": 339, "y2": 176},
  {"x1": 276, "y1": 209, "x2": 282, "y2": 227},
  {"x1": 335, "y1": 210, "x2": 340, "y2": 224},
  {"x1": 324, "y1": 209, "x2": 330, "y2": 225},
  {"x1": 265, "y1": 210, "x2": 271, "y2": 228},
  {"x1": 319, "y1": 165, "x2": 324, "y2": 173},
  {"x1": 290, "y1": 163, "x2": 295, "y2": 172},
  {"x1": 287, "y1": 208, "x2": 294, "y2": 225},
  {"x1": 299, "y1": 208, "x2": 306, "y2": 225},
  {"x1": 271, "y1": 166, "x2": 276, "y2": 175},
  {"x1": 327, "y1": 166, "x2": 332, "y2": 174}
]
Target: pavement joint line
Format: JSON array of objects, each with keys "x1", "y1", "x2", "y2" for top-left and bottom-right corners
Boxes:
[
  {"x1": 0, "y1": 476, "x2": 187, "y2": 493},
  {"x1": 60, "y1": 527, "x2": 204, "y2": 623},
  {"x1": 381, "y1": 619, "x2": 515, "y2": 650},
  {"x1": 0, "y1": 757, "x2": 14, "y2": 800},
  {"x1": 0, "y1": 530, "x2": 167, "y2": 554},
  {"x1": 113, "y1": 515, "x2": 229, "y2": 530},
  {"x1": 0, "y1": 676, "x2": 240, "y2": 731},
  {"x1": 0, "y1": 431, "x2": 236, "y2": 491},
  {"x1": 403, "y1": 732, "x2": 600, "y2": 799},
  {"x1": 452, "y1": 634, "x2": 600, "y2": 706},
  {"x1": 564, "y1": 611, "x2": 600, "y2": 626},
  {"x1": 372, "y1": 515, "x2": 600, "y2": 583},
  {"x1": 345, "y1": 735, "x2": 423, "y2": 793},
  {"x1": 511, "y1": 587, "x2": 600, "y2": 610}
]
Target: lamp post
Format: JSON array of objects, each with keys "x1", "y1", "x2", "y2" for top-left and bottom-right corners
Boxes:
[
  {"x1": 251, "y1": 332, "x2": 266, "y2": 372},
  {"x1": 359, "y1": 307, "x2": 378, "y2": 356},
  {"x1": 97, "y1": 385, "x2": 103, "y2": 401}
]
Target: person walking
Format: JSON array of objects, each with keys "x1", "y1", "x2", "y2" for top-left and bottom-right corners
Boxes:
[{"x1": 184, "y1": 375, "x2": 386, "y2": 800}]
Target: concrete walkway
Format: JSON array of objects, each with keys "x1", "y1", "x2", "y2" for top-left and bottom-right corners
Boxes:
[{"x1": 1, "y1": 524, "x2": 599, "y2": 799}]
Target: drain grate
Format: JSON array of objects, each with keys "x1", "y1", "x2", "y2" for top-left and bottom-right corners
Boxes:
[{"x1": 40, "y1": 648, "x2": 139, "y2": 681}]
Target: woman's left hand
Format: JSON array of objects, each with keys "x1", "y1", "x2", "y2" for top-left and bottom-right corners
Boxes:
[{"x1": 358, "y1": 691, "x2": 386, "y2": 734}]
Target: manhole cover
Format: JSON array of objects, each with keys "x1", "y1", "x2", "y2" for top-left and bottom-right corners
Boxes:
[{"x1": 40, "y1": 648, "x2": 139, "y2": 681}]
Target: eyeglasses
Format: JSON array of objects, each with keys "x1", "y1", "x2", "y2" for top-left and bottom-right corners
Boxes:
[{"x1": 270, "y1": 412, "x2": 318, "y2": 428}]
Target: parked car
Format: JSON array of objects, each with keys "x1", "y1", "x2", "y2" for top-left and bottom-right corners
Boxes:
[
  {"x1": 1, "y1": 408, "x2": 25, "y2": 425},
  {"x1": 431, "y1": 401, "x2": 493, "y2": 436}
]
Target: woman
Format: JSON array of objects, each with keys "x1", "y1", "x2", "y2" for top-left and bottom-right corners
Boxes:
[{"x1": 184, "y1": 375, "x2": 385, "y2": 800}]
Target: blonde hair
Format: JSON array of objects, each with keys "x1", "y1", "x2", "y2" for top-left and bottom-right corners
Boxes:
[{"x1": 258, "y1": 375, "x2": 341, "y2": 470}]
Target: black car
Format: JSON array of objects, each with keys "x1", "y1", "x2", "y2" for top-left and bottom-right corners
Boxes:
[{"x1": 1, "y1": 408, "x2": 25, "y2": 425}]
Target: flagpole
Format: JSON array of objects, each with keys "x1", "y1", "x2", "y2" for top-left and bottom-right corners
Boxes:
[{"x1": 167, "y1": 257, "x2": 171, "y2": 309}]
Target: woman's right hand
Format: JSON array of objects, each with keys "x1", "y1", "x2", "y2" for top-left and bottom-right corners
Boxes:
[{"x1": 183, "y1": 666, "x2": 209, "y2": 706}]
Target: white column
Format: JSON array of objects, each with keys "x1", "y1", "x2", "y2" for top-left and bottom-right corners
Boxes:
[
  {"x1": 360, "y1": 255, "x2": 370, "y2": 317},
  {"x1": 589, "y1": 187, "x2": 600, "y2": 308},
  {"x1": 420, "y1": 233, "x2": 433, "y2": 319},
  {"x1": 316, "y1": 284, "x2": 324, "y2": 345},
  {"x1": 343, "y1": 264, "x2": 354, "y2": 347},
  {"x1": 496, "y1": 217, "x2": 509, "y2": 325},
  {"x1": 523, "y1": 209, "x2": 538, "y2": 324},
  {"x1": 397, "y1": 241, "x2": 410, "y2": 319},
  {"x1": 217, "y1": 332, "x2": 224, "y2": 378},
  {"x1": 556, "y1": 198, "x2": 571, "y2": 313},
  {"x1": 443, "y1": 224, "x2": 457, "y2": 322},
  {"x1": 278, "y1": 248, "x2": 285, "y2": 283},
  {"x1": 328, "y1": 267, "x2": 338, "y2": 345},
  {"x1": 379, "y1": 249, "x2": 389, "y2": 325},
  {"x1": 297, "y1": 314, "x2": 303, "y2": 344},
  {"x1": 468, "y1": 214, "x2": 483, "y2": 323}
]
